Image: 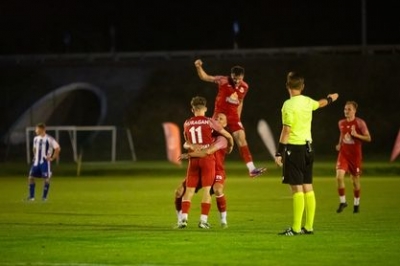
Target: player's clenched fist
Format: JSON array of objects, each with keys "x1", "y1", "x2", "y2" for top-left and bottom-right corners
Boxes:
[
  {"x1": 328, "y1": 93, "x2": 339, "y2": 102},
  {"x1": 194, "y1": 59, "x2": 203, "y2": 67}
]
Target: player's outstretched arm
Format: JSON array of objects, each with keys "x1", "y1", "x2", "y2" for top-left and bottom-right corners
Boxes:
[
  {"x1": 194, "y1": 59, "x2": 216, "y2": 83},
  {"x1": 318, "y1": 93, "x2": 339, "y2": 108}
]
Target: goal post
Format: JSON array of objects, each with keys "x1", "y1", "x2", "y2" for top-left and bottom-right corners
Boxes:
[{"x1": 25, "y1": 126, "x2": 117, "y2": 164}]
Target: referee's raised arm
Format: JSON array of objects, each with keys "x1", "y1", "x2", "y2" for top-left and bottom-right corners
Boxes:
[{"x1": 318, "y1": 93, "x2": 339, "y2": 108}]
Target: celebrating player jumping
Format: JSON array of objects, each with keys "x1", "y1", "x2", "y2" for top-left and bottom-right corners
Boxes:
[{"x1": 194, "y1": 59, "x2": 266, "y2": 177}]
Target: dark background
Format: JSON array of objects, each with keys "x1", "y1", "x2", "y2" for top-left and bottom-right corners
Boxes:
[
  {"x1": 0, "y1": 1, "x2": 399, "y2": 162},
  {"x1": 1, "y1": 0, "x2": 400, "y2": 54},
  {"x1": 1, "y1": 55, "x2": 399, "y2": 162}
]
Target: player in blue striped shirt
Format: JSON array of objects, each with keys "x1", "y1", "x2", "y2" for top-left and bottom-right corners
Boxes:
[{"x1": 27, "y1": 123, "x2": 61, "y2": 201}]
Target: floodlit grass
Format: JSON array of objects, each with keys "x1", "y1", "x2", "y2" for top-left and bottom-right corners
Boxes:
[{"x1": 0, "y1": 161, "x2": 399, "y2": 266}]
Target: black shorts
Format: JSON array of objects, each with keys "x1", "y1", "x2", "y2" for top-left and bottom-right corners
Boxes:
[{"x1": 281, "y1": 143, "x2": 314, "y2": 185}]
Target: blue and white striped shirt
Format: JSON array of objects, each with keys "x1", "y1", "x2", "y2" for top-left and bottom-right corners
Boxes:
[{"x1": 32, "y1": 134, "x2": 60, "y2": 166}]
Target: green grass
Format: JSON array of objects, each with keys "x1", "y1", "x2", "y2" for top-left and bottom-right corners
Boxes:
[{"x1": 0, "y1": 161, "x2": 399, "y2": 265}]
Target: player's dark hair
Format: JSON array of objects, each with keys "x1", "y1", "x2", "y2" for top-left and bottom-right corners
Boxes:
[
  {"x1": 286, "y1": 71, "x2": 305, "y2": 90},
  {"x1": 346, "y1": 101, "x2": 358, "y2": 110},
  {"x1": 36, "y1": 123, "x2": 46, "y2": 129},
  {"x1": 191, "y1": 96, "x2": 207, "y2": 110},
  {"x1": 231, "y1": 66, "x2": 245, "y2": 76}
]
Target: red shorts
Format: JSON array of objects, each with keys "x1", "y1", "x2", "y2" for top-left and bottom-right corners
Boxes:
[
  {"x1": 181, "y1": 178, "x2": 202, "y2": 193},
  {"x1": 214, "y1": 171, "x2": 226, "y2": 185},
  {"x1": 336, "y1": 153, "x2": 362, "y2": 176},
  {"x1": 186, "y1": 156, "x2": 215, "y2": 188}
]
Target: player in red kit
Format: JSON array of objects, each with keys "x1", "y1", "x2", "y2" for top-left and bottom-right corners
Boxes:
[
  {"x1": 335, "y1": 101, "x2": 371, "y2": 214},
  {"x1": 212, "y1": 118, "x2": 229, "y2": 227},
  {"x1": 175, "y1": 113, "x2": 231, "y2": 228},
  {"x1": 194, "y1": 59, "x2": 266, "y2": 177},
  {"x1": 178, "y1": 97, "x2": 234, "y2": 229}
]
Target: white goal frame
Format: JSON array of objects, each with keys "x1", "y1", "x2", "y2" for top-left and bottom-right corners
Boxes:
[{"x1": 25, "y1": 126, "x2": 117, "y2": 164}]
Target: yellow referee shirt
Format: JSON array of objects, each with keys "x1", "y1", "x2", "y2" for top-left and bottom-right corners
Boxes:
[{"x1": 281, "y1": 95, "x2": 320, "y2": 145}]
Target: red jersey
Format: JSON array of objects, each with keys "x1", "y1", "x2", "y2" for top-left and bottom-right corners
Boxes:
[
  {"x1": 183, "y1": 116, "x2": 223, "y2": 148},
  {"x1": 183, "y1": 116, "x2": 222, "y2": 188},
  {"x1": 336, "y1": 117, "x2": 369, "y2": 175},
  {"x1": 338, "y1": 117, "x2": 369, "y2": 159},
  {"x1": 213, "y1": 76, "x2": 249, "y2": 118}
]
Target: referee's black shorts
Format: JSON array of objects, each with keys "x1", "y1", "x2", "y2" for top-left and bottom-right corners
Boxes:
[{"x1": 281, "y1": 143, "x2": 314, "y2": 185}]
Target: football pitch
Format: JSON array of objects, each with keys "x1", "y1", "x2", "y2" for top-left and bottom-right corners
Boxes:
[{"x1": 0, "y1": 161, "x2": 399, "y2": 266}]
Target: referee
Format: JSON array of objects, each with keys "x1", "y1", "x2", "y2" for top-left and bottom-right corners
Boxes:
[{"x1": 275, "y1": 72, "x2": 339, "y2": 236}]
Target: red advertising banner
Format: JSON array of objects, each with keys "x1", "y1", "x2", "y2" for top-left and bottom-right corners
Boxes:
[
  {"x1": 390, "y1": 129, "x2": 400, "y2": 162},
  {"x1": 162, "y1": 122, "x2": 182, "y2": 166}
]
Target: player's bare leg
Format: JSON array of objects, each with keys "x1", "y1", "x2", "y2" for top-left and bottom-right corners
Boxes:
[{"x1": 336, "y1": 169, "x2": 348, "y2": 213}]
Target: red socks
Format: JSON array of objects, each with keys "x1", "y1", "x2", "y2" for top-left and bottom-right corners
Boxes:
[
  {"x1": 216, "y1": 195, "x2": 226, "y2": 212},
  {"x1": 201, "y1": 203, "x2": 211, "y2": 216},
  {"x1": 239, "y1": 145, "x2": 253, "y2": 164}
]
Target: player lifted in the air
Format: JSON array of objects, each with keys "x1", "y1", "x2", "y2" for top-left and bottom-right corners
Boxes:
[{"x1": 194, "y1": 59, "x2": 266, "y2": 177}]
